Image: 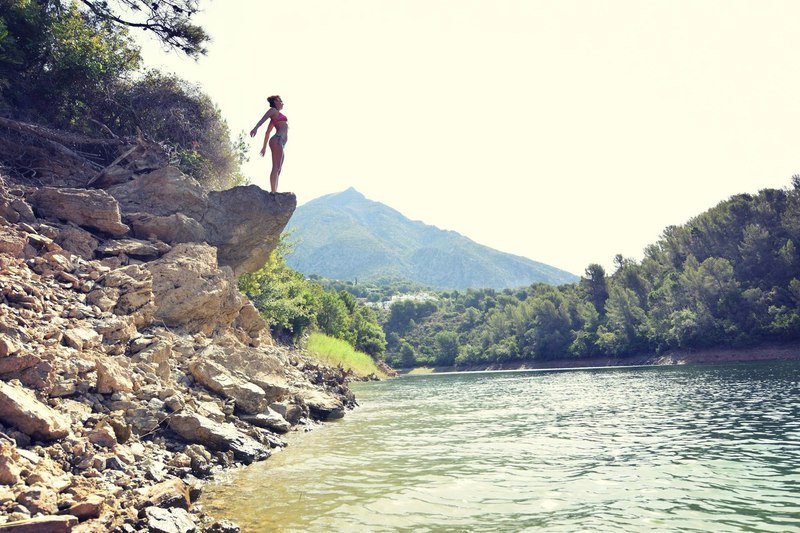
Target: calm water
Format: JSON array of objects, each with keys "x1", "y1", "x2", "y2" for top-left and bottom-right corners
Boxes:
[{"x1": 202, "y1": 362, "x2": 800, "y2": 532}]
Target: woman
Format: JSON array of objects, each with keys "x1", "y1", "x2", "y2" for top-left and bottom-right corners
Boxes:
[{"x1": 250, "y1": 95, "x2": 288, "y2": 193}]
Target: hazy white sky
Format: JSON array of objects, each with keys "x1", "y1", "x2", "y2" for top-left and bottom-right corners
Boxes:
[{"x1": 138, "y1": 0, "x2": 800, "y2": 276}]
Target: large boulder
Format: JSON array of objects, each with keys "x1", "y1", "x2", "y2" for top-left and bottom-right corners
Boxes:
[
  {"x1": 96, "y1": 238, "x2": 170, "y2": 261},
  {"x1": 126, "y1": 212, "x2": 206, "y2": 244},
  {"x1": 196, "y1": 344, "x2": 289, "y2": 404},
  {"x1": 299, "y1": 387, "x2": 346, "y2": 421},
  {"x1": 168, "y1": 412, "x2": 270, "y2": 464},
  {"x1": 0, "y1": 226, "x2": 27, "y2": 257},
  {"x1": 95, "y1": 357, "x2": 135, "y2": 394},
  {"x1": 239, "y1": 409, "x2": 291, "y2": 434},
  {"x1": 188, "y1": 359, "x2": 267, "y2": 415},
  {"x1": 144, "y1": 244, "x2": 245, "y2": 334},
  {"x1": 28, "y1": 187, "x2": 129, "y2": 236},
  {"x1": 53, "y1": 225, "x2": 98, "y2": 260},
  {"x1": 145, "y1": 506, "x2": 196, "y2": 533},
  {"x1": 141, "y1": 478, "x2": 191, "y2": 510},
  {"x1": 0, "y1": 180, "x2": 35, "y2": 225},
  {"x1": 201, "y1": 186, "x2": 295, "y2": 276},
  {"x1": 101, "y1": 264, "x2": 156, "y2": 327},
  {"x1": 107, "y1": 166, "x2": 207, "y2": 220},
  {"x1": 0, "y1": 515, "x2": 78, "y2": 532},
  {"x1": 0, "y1": 380, "x2": 69, "y2": 440}
]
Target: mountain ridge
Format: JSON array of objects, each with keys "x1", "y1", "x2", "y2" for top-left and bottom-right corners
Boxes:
[{"x1": 284, "y1": 188, "x2": 578, "y2": 289}]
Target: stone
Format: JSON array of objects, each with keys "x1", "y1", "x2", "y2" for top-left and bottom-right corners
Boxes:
[
  {"x1": 0, "y1": 485, "x2": 14, "y2": 503},
  {"x1": 62, "y1": 328, "x2": 101, "y2": 352},
  {"x1": 0, "y1": 188, "x2": 35, "y2": 226},
  {"x1": 0, "y1": 228, "x2": 27, "y2": 258},
  {"x1": 0, "y1": 442, "x2": 22, "y2": 485},
  {"x1": 106, "y1": 455, "x2": 125, "y2": 471},
  {"x1": 87, "y1": 164, "x2": 134, "y2": 188},
  {"x1": 0, "y1": 335, "x2": 19, "y2": 357},
  {"x1": 144, "y1": 244, "x2": 245, "y2": 334},
  {"x1": 188, "y1": 359, "x2": 267, "y2": 415},
  {"x1": 205, "y1": 519, "x2": 241, "y2": 533},
  {"x1": 163, "y1": 396, "x2": 183, "y2": 413},
  {"x1": 194, "y1": 345, "x2": 288, "y2": 402},
  {"x1": 95, "y1": 357, "x2": 134, "y2": 394},
  {"x1": 144, "y1": 506, "x2": 196, "y2": 533},
  {"x1": 127, "y1": 212, "x2": 206, "y2": 244},
  {"x1": 101, "y1": 265, "x2": 155, "y2": 327},
  {"x1": 107, "y1": 166, "x2": 207, "y2": 220},
  {"x1": 96, "y1": 238, "x2": 170, "y2": 261},
  {"x1": 131, "y1": 341, "x2": 171, "y2": 381},
  {"x1": 239, "y1": 409, "x2": 291, "y2": 434},
  {"x1": 141, "y1": 478, "x2": 191, "y2": 510},
  {"x1": 16, "y1": 485, "x2": 58, "y2": 514},
  {"x1": 300, "y1": 388, "x2": 346, "y2": 421},
  {"x1": 25, "y1": 468, "x2": 69, "y2": 493},
  {"x1": 53, "y1": 225, "x2": 98, "y2": 260},
  {"x1": 0, "y1": 515, "x2": 78, "y2": 532},
  {"x1": 92, "y1": 315, "x2": 138, "y2": 344},
  {"x1": 202, "y1": 186, "x2": 295, "y2": 276},
  {"x1": 231, "y1": 301, "x2": 267, "y2": 340},
  {"x1": 87, "y1": 425, "x2": 117, "y2": 448},
  {"x1": 168, "y1": 412, "x2": 270, "y2": 464},
  {"x1": 183, "y1": 445, "x2": 212, "y2": 477},
  {"x1": 270, "y1": 402, "x2": 304, "y2": 425},
  {"x1": 249, "y1": 377, "x2": 290, "y2": 404},
  {"x1": 167, "y1": 452, "x2": 191, "y2": 469},
  {"x1": 28, "y1": 187, "x2": 129, "y2": 236},
  {"x1": 4, "y1": 359, "x2": 54, "y2": 391},
  {"x1": 125, "y1": 407, "x2": 165, "y2": 435},
  {"x1": 0, "y1": 380, "x2": 69, "y2": 440},
  {"x1": 106, "y1": 415, "x2": 132, "y2": 444},
  {"x1": 85, "y1": 287, "x2": 119, "y2": 312},
  {"x1": 66, "y1": 493, "x2": 104, "y2": 520}
]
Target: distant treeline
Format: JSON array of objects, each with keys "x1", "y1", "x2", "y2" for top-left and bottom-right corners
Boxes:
[{"x1": 379, "y1": 181, "x2": 800, "y2": 368}]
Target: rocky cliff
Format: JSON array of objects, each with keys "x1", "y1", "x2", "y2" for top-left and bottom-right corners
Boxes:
[{"x1": 0, "y1": 124, "x2": 355, "y2": 532}]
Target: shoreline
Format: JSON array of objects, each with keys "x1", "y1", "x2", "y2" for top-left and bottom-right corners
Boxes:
[{"x1": 399, "y1": 341, "x2": 800, "y2": 374}]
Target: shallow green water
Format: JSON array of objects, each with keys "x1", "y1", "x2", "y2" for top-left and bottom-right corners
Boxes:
[{"x1": 202, "y1": 361, "x2": 800, "y2": 532}]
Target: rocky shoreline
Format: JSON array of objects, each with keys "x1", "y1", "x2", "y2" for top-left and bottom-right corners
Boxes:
[{"x1": 0, "y1": 133, "x2": 355, "y2": 532}]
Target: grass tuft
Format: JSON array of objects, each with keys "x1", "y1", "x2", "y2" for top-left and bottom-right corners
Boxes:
[
  {"x1": 306, "y1": 332, "x2": 386, "y2": 379},
  {"x1": 406, "y1": 366, "x2": 435, "y2": 375}
]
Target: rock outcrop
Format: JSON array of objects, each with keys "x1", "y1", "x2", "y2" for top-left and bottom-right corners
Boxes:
[
  {"x1": 29, "y1": 187, "x2": 130, "y2": 237},
  {"x1": 203, "y1": 185, "x2": 297, "y2": 276},
  {"x1": 0, "y1": 134, "x2": 355, "y2": 532}
]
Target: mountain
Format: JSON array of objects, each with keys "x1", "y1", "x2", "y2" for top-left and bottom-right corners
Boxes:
[{"x1": 284, "y1": 188, "x2": 578, "y2": 289}]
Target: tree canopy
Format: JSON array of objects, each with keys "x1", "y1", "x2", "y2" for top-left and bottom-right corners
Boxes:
[
  {"x1": 63, "y1": 0, "x2": 208, "y2": 56},
  {"x1": 377, "y1": 182, "x2": 800, "y2": 368}
]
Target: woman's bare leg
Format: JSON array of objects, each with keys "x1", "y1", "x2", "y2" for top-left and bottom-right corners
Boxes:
[{"x1": 269, "y1": 137, "x2": 283, "y2": 193}]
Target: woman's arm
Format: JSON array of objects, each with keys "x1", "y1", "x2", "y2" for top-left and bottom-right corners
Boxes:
[
  {"x1": 250, "y1": 109, "x2": 277, "y2": 137},
  {"x1": 259, "y1": 121, "x2": 275, "y2": 156}
]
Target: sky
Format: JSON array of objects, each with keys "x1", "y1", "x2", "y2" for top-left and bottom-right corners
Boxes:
[{"x1": 137, "y1": 0, "x2": 800, "y2": 276}]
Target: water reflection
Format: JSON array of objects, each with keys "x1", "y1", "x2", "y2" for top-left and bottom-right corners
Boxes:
[{"x1": 202, "y1": 361, "x2": 800, "y2": 532}]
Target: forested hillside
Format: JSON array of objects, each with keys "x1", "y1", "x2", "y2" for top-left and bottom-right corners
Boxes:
[{"x1": 383, "y1": 182, "x2": 800, "y2": 367}]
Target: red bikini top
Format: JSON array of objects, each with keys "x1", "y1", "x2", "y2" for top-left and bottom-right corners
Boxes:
[{"x1": 274, "y1": 113, "x2": 287, "y2": 122}]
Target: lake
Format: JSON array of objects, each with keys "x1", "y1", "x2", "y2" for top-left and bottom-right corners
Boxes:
[{"x1": 201, "y1": 361, "x2": 800, "y2": 532}]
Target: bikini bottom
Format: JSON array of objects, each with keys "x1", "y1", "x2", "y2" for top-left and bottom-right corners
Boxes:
[{"x1": 272, "y1": 133, "x2": 287, "y2": 147}]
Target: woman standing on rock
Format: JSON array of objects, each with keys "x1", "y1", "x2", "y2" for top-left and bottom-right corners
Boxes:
[{"x1": 250, "y1": 95, "x2": 288, "y2": 193}]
